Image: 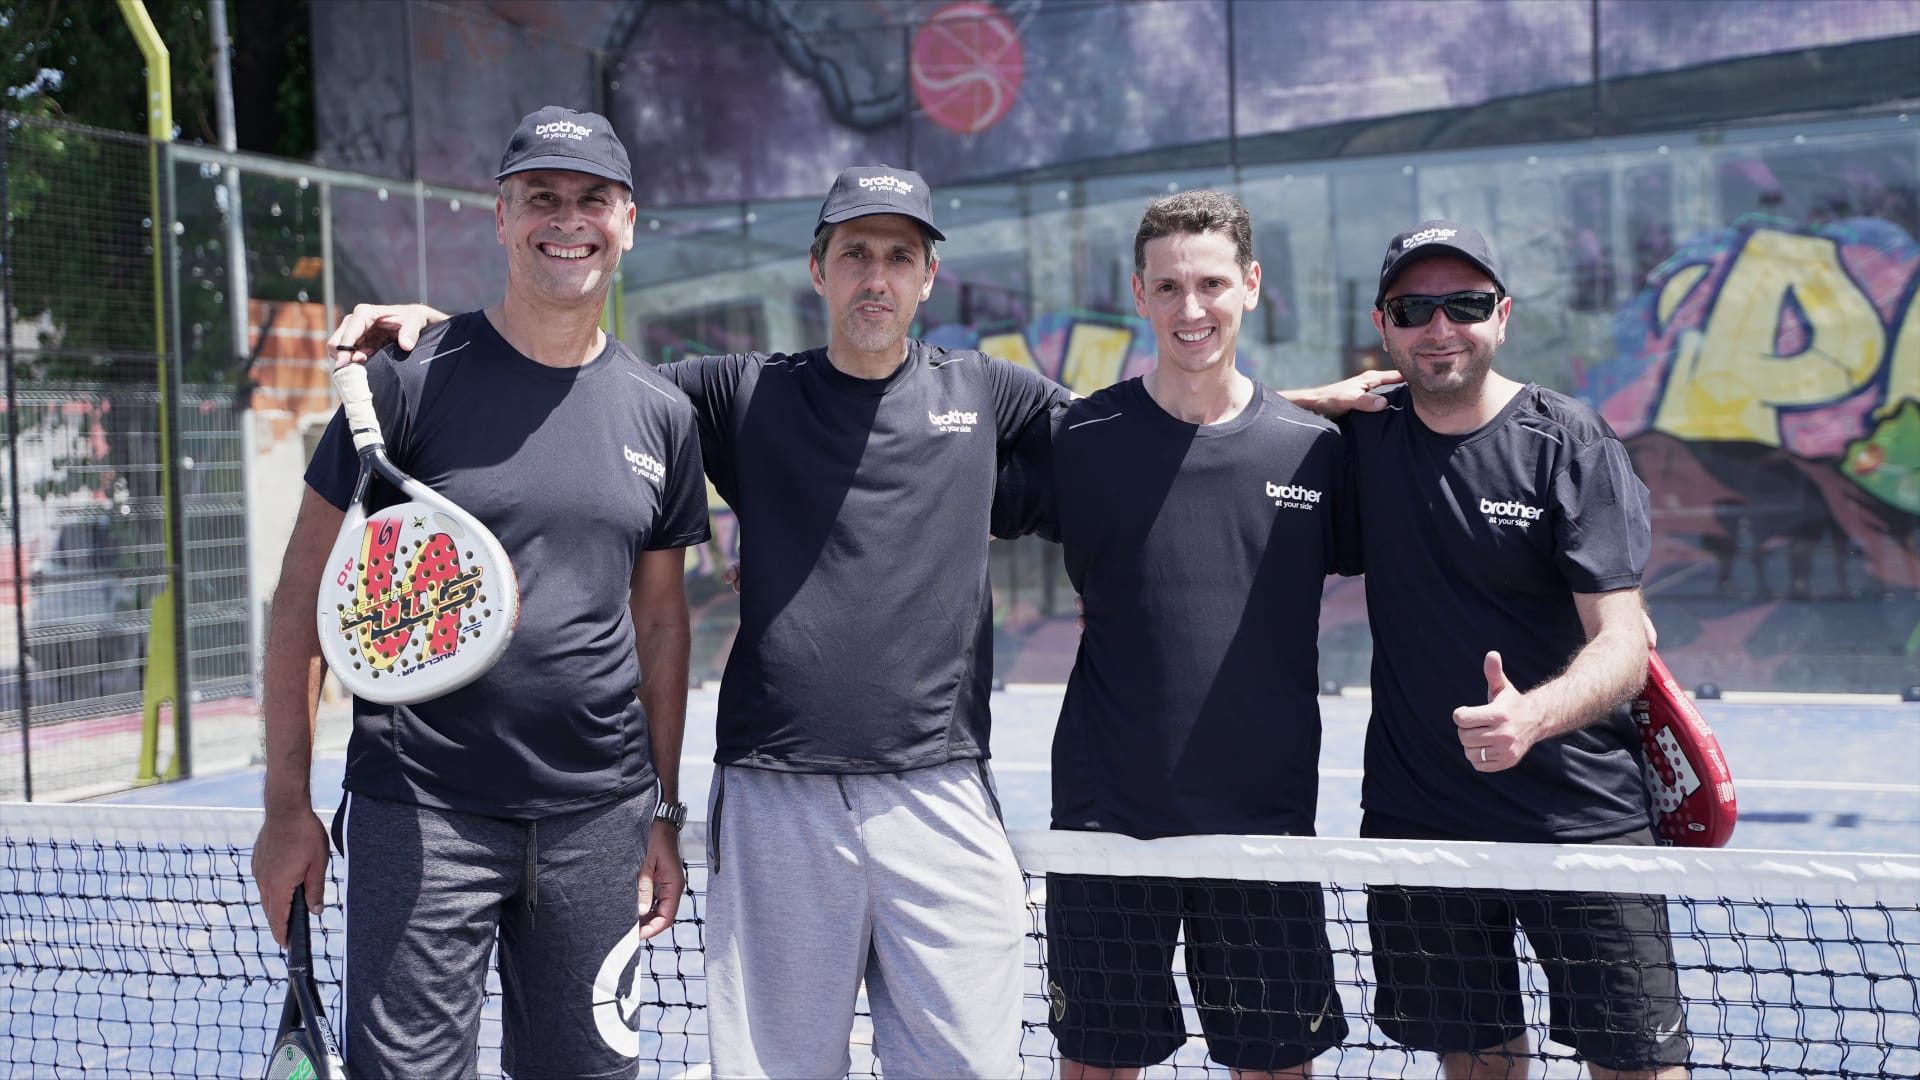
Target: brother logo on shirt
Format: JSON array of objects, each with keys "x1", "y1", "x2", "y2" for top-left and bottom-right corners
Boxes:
[
  {"x1": 929, "y1": 409, "x2": 978, "y2": 434},
  {"x1": 535, "y1": 119, "x2": 593, "y2": 141},
  {"x1": 624, "y1": 444, "x2": 665, "y2": 484},
  {"x1": 1265, "y1": 481, "x2": 1322, "y2": 510},
  {"x1": 860, "y1": 175, "x2": 915, "y2": 194},
  {"x1": 1480, "y1": 496, "x2": 1543, "y2": 527}
]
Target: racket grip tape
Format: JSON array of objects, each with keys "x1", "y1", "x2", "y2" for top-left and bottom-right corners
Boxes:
[{"x1": 332, "y1": 363, "x2": 386, "y2": 453}]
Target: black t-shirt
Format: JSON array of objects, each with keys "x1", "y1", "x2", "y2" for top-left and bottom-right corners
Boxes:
[
  {"x1": 1344, "y1": 382, "x2": 1654, "y2": 841},
  {"x1": 998, "y1": 379, "x2": 1354, "y2": 839},
  {"x1": 664, "y1": 341, "x2": 1066, "y2": 773},
  {"x1": 305, "y1": 313, "x2": 711, "y2": 818}
]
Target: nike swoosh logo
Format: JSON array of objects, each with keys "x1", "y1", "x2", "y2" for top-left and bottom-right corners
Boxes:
[{"x1": 1308, "y1": 989, "x2": 1332, "y2": 1033}]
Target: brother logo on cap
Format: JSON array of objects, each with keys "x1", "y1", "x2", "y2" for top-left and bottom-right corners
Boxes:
[
  {"x1": 1402, "y1": 226, "x2": 1457, "y2": 247},
  {"x1": 1375, "y1": 218, "x2": 1504, "y2": 307},
  {"x1": 496, "y1": 105, "x2": 632, "y2": 190},
  {"x1": 815, "y1": 165, "x2": 947, "y2": 241},
  {"x1": 534, "y1": 119, "x2": 593, "y2": 141}
]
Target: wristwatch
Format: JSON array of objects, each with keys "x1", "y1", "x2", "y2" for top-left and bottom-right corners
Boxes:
[{"x1": 656, "y1": 799, "x2": 688, "y2": 831}]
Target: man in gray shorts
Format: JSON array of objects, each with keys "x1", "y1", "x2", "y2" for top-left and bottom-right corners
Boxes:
[
  {"x1": 326, "y1": 167, "x2": 1066, "y2": 1077},
  {"x1": 254, "y1": 108, "x2": 709, "y2": 1077}
]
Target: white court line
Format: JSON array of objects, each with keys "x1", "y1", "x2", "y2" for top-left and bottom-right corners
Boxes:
[
  {"x1": 1736, "y1": 778, "x2": 1920, "y2": 794},
  {"x1": 991, "y1": 760, "x2": 1917, "y2": 794},
  {"x1": 1323, "y1": 686, "x2": 1915, "y2": 707}
]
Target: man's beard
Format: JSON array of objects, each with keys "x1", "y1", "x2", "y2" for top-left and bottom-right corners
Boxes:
[{"x1": 1386, "y1": 338, "x2": 1495, "y2": 406}]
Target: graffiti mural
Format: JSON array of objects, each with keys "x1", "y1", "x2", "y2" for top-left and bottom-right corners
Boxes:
[
  {"x1": 924, "y1": 310, "x2": 1157, "y2": 395},
  {"x1": 1589, "y1": 215, "x2": 1920, "y2": 690}
]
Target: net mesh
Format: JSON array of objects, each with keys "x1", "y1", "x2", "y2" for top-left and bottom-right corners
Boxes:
[{"x1": 2, "y1": 805, "x2": 1915, "y2": 1078}]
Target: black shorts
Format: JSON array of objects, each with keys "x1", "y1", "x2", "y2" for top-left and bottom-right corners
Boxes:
[
  {"x1": 1044, "y1": 872, "x2": 1348, "y2": 1072},
  {"x1": 1361, "y1": 812, "x2": 1691, "y2": 1071}
]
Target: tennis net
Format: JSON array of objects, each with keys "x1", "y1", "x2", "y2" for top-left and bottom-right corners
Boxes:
[{"x1": 3, "y1": 803, "x2": 1915, "y2": 1077}]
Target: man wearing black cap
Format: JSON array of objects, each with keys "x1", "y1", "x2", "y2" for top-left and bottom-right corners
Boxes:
[
  {"x1": 1343, "y1": 220, "x2": 1689, "y2": 1078},
  {"x1": 324, "y1": 164, "x2": 1069, "y2": 1077},
  {"x1": 253, "y1": 106, "x2": 710, "y2": 1077}
]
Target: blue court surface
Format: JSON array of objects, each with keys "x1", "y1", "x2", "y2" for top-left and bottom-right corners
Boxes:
[{"x1": 99, "y1": 686, "x2": 1920, "y2": 854}]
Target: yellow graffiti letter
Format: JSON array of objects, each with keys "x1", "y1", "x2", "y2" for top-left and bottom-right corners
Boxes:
[{"x1": 1654, "y1": 229, "x2": 1886, "y2": 445}]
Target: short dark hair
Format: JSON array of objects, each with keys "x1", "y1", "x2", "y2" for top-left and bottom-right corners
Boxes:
[
  {"x1": 1133, "y1": 190, "x2": 1253, "y2": 279},
  {"x1": 809, "y1": 221, "x2": 939, "y2": 270}
]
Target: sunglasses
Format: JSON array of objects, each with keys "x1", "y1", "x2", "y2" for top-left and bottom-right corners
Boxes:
[{"x1": 1382, "y1": 290, "x2": 1502, "y2": 328}]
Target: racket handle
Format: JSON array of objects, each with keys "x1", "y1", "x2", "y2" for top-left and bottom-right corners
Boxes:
[
  {"x1": 286, "y1": 882, "x2": 314, "y2": 972},
  {"x1": 332, "y1": 363, "x2": 386, "y2": 453}
]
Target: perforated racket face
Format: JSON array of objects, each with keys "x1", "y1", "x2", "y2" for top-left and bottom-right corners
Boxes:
[
  {"x1": 266, "y1": 1031, "x2": 330, "y2": 1080},
  {"x1": 316, "y1": 499, "x2": 519, "y2": 705},
  {"x1": 1632, "y1": 652, "x2": 1737, "y2": 847}
]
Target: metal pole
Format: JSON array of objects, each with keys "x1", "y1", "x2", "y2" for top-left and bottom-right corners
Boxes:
[
  {"x1": 1225, "y1": 0, "x2": 1239, "y2": 173},
  {"x1": 1590, "y1": 0, "x2": 1604, "y2": 136},
  {"x1": 117, "y1": 0, "x2": 192, "y2": 785},
  {"x1": 320, "y1": 181, "x2": 336, "y2": 328},
  {"x1": 160, "y1": 143, "x2": 193, "y2": 780},
  {"x1": 209, "y1": 0, "x2": 259, "y2": 705},
  {"x1": 2, "y1": 119, "x2": 35, "y2": 800},
  {"x1": 415, "y1": 181, "x2": 429, "y2": 307}
]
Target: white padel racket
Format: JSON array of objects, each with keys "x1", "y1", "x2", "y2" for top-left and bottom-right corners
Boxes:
[{"x1": 315, "y1": 364, "x2": 518, "y2": 704}]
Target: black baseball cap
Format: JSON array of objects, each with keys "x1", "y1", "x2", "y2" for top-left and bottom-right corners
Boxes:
[
  {"x1": 815, "y1": 166, "x2": 946, "y2": 241},
  {"x1": 495, "y1": 106, "x2": 632, "y2": 190},
  {"x1": 1375, "y1": 220, "x2": 1505, "y2": 307}
]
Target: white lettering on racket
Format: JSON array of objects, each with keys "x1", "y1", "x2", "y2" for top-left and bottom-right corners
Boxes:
[
  {"x1": 1643, "y1": 726, "x2": 1702, "y2": 814},
  {"x1": 591, "y1": 924, "x2": 647, "y2": 1058}
]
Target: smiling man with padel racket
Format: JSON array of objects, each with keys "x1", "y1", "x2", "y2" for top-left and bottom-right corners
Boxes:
[
  {"x1": 251, "y1": 107, "x2": 709, "y2": 1079},
  {"x1": 1331, "y1": 221, "x2": 1693, "y2": 1079}
]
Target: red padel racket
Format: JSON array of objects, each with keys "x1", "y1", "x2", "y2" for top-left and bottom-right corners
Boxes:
[
  {"x1": 265, "y1": 884, "x2": 347, "y2": 1079},
  {"x1": 315, "y1": 364, "x2": 518, "y2": 704},
  {"x1": 1632, "y1": 649, "x2": 1737, "y2": 846}
]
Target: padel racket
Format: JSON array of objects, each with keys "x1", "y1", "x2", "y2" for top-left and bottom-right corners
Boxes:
[
  {"x1": 1632, "y1": 649, "x2": 1737, "y2": 847},
  {"x1": 265, "y1": 884, "x2": 347, "y2": 1080},
  {"x1": 315, "y1": 364, "x2": 518, "y2": 705}
]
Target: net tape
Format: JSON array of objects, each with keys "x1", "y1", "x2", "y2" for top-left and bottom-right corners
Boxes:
[{"x1": 4, "y1": 804, "x2": 1915, "y2": 1078}]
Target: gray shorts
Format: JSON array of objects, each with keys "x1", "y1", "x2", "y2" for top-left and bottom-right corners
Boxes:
[
  {"x1": 334, "y1": 787, "x2": 658, "y2": 1079},
  {"x1": 703, "y1": 759, "x2": 1027, "y2": 1078}
]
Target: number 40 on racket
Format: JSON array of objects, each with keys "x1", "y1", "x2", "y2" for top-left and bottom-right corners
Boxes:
[{"x1": 315, "y1": 364, "x2": 518, "y2": 705}]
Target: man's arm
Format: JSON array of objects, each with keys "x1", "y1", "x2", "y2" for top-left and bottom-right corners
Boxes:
[
  {"x1": 631, "y1": 545, "x2": 693, "y2": 940},
  {"x1": 250, "y1": 486, "x2": 346, "y2": 946},
  {"x1": 1453, "y1": 587, "x2": 1650, "y2": 772},
  {"x1": 1280, "y1": 368, "x2": 1404, "y2": 418},
  {"x1": 327, "y1": 303, "x2": 450, "y2": 364}
]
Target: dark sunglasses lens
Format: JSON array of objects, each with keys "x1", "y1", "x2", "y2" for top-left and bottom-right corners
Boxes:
[
  {"x1": 1386, "y1": 297, "x2": 1439, "y2": 328},
  {"x1": 1443, "y1": 293, "x2": 1497, "y2": 322}
]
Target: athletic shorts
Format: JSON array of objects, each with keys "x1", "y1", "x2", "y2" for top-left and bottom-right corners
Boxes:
[
  {"x1": 703, "y1": 760, "x2": 1027, "y2": 1079},
  {"x1": 1045, "y1": 871, "x2": 1348, "y2": 1072},
  {"x1": 334, "y1": 788, "x2": 659, "y2": 1080},
  {"x1": 1362, "y1": 811, "x2": 1691, "y2": 1071}
]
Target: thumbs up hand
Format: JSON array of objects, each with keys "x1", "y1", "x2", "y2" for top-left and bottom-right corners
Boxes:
[{"x1": 1453, "y1": 651, "x2": 1538, "y2": 772}]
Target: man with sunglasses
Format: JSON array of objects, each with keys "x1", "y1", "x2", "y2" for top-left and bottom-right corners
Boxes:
[{"x1": 1345, "y1": 220, "x2": 1689, "y2": 1079}]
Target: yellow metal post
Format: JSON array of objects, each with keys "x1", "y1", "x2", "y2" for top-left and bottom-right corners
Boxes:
[{"x1": 117, "y1": 0, "x2": 185, "y2": 783}]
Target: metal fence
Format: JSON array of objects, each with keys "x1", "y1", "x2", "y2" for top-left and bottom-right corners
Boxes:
[{"x1": 0, "y1": 114, "x2": 504, "y2": 800}]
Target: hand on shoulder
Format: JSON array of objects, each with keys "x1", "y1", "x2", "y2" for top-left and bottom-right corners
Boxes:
[
  {"x1": 326, "y1": 303, "x2": 452, "y2": 368},
  {"x1": 1282, "y1": 368, "x2": 1403, "y2": 418}
]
